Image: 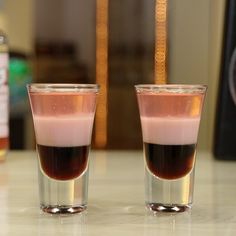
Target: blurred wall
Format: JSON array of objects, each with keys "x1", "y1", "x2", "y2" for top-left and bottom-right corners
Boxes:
[
  {"x1": 108, "y1": 0, "x2": 226, "y2": 150},
  {"x1": 35, "y1": 0, "x2": 96, "y2": 80},
  {"x1": 33, "y1": 0, "x2": 226, "y2": 151},
  {"x1": 208, "y1": 0, "x2": 226, "y2": 152},
  {"x1": 3, "y1": 0, "x2": 34, "y2": 54},
  {"x1": 168, "y1": 0, "x2": 226, "y2": 150},
  {"x1": 1, "y1": 0, "x2": 226, "y2": 150}
]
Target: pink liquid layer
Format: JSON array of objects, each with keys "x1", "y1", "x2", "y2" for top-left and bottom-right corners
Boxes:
[
  {"x1": 0, "y1": 125, "x2": 8, "y2": 137},
  {"x1": 34, "y1": 115, "x2": 94, "y2": 147},
  {"x1": 141, "y1": 116, "x2": 200, "y2": 145}
]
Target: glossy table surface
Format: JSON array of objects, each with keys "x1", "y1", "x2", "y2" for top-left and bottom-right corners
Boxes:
[{"x1": 0, "y1": 150, "x2": 236, "y2": 235}]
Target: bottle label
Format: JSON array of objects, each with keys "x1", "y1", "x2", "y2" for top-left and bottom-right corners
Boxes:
[
  {"x1": 0, "y1": 85, "x2": 9, "y2": 138},
  {"x1": 0, "y1": 53, "x2": 8, "y2": 85}
]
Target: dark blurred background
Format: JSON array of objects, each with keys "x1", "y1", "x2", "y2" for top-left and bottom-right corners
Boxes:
[{"x1": 0, "y1": 0, "x2": 226, "y2": 151}]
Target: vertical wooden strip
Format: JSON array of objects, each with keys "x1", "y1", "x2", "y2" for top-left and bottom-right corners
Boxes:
[
  {"x1": 155, "y1": 0, "x2": 168, "y2": 84},
  {"x1": 95, "y1": 0, "x2": 108, "y2": 148}
]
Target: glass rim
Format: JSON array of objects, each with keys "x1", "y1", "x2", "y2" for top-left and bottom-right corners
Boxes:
[
  {"x1": 135, "y1": 84, "x2": 207, "y2": 93},
  {"x1": 27, "y1": 83, "x2": 99, "y2": 93}
]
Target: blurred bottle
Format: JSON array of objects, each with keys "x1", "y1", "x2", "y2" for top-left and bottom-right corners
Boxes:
[{"x1": 0, "y1": 29, "x2": 9, "y2": 160}]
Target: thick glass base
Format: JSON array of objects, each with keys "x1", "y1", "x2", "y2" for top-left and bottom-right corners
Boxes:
[
  {"x1": 38, "y1": 163, "x2": 89, "y2": 215},
  {"x1": 144, "y1": 165, "x2": 195, "y2": 213},
  {"x1": 41, "y1": 204, "x2": 87, "y2": 214},
  {"x1": 146, "y1": 203, "x2": 191, "y2": 213}
]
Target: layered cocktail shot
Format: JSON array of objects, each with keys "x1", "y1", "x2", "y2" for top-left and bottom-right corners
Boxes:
[
  {"x1": 135, "y1": 84, "x2": 206, "y2": 213},
  {"x1": 27, "y1": 84, "x2": 99, "y2": 214}
]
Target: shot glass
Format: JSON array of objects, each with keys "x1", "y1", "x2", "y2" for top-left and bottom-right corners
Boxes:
[
  {"x1": 27, "y1": 84, "x2": 99, "y2": 214},
  {"x1": 135, "y1": 84, "x2": 207, "y2": 213}
]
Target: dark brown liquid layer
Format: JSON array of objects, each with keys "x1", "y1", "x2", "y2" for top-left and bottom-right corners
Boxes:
[
  {"x1": 144, "y1": 143, "x2": 196, "y2": 179},
  {"x1": 37, "y1": 144, "x2": 89, "y2": 181}
]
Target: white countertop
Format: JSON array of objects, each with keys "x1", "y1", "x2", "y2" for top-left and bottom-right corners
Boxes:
[{"x1": 0, "y1": 150, "x2": 235, "y2": 235}]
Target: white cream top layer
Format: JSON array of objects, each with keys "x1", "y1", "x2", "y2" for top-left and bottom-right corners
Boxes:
[
  {"x1": 0, "y1": 125, "x2": 8, "y2": 137},
  {"x1": 141, "y1": 116, "x2": 200, "y2": 145},
  {"x1": 34, "y1": 115, "x2": 94, "y2": 147}
]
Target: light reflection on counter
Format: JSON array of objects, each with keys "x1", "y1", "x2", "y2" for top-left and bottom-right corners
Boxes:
[
  {"x1": 143, "y1": 211, "x2": 192, "y2": 236},
  {"x1": 92, "y1": 151, "x2": 108, "y2": 176},
  {"x1": 37, "y1": 212, "x2": 87, "y2": 236}
]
